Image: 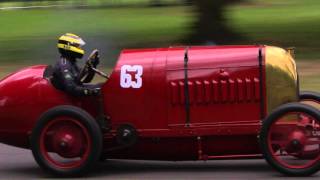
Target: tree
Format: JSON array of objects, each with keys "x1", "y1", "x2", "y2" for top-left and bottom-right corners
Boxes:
[
  {"x1": 187, "y1": 0, "x2": 244, "y2": 45},
  {"x1": 149, "y1": 0, "x2": 164, "y2": 7}
]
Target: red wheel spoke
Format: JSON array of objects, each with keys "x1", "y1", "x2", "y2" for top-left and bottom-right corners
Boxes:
[
  {"x1": 305, "y1": 138, "x2": 320, "y2": 145},
  {"x1": 271, "y1": 140, "x2": 288, "y2": 147}
]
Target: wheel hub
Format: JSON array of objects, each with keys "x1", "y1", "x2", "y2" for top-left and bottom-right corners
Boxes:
[
  {"x1": 50, "y1": 127, "x2": 85, "y2": 158},
  {"x1": 59, "y1": 141, "x2": 68, "y2": 149},
  {"x1": 286, "y1": 130, "x2": 306, "y2": 153},
  {"x1": 290, "y1": 139, "x2": 303, "y2": 151}
]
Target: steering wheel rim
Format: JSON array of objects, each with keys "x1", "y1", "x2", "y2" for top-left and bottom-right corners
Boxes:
[{"x1": 79, "y1": 49, "x2": 108, "y2": 82}]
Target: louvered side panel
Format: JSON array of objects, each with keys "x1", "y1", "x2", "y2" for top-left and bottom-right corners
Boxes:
[
  {"x1": 254, "y1": 78, "x2": 260, "y2": 101},
  {"x1": 237, "y1": 78, "x2": 245, "y2": 102},
  {"x1": 170, "y1": 82, "x2": 179, "y2": 105},
  {"x1": 245, "y1": 78, "x2": 252, "y2": 102},
  {"x1": 221, "y1": 80, "x2": 228, "y2": 102},
  {"x1": 179, "y1": 81, "x2": 185, "y2": 104},
  {"x1": 171, "y1": 77, "x2": 260, "y2": 105},
  {"x1": 188, "y1": 81, "x2": 195, "y2": 104},
  {"x1": 204, "y1": 80, "x2": 211, "y2": 103},
  {"x1": 229, "y1": 79, "x2": 235, "y2": 102},
  {"x1": 195, "y1": 81, "x2": 204, "y2": 104},
  {"x1": 212, "y1": 80, "x2": 219, "y2": 103}
]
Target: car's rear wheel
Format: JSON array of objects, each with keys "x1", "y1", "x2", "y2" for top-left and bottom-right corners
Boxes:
[
  {"x1": 30, "y1": 105, "x2": 102, "y2": 177},
  {"x1": 260, "y1": 103, "x2": 320, "y2": 176}
]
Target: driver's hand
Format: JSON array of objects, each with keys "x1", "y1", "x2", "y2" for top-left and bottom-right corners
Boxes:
[{"x1": 87, "y1": 88, "x2": 101, "y2": 96}]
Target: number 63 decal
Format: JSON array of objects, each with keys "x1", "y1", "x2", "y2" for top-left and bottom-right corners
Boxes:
[{"x1": 120, "y1": 65, "x2": 143, "y2": 88}]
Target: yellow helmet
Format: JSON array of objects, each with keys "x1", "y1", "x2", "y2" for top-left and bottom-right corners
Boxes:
[{"x1": 57, "y1": 33, "x2": 85, "y2": 59}]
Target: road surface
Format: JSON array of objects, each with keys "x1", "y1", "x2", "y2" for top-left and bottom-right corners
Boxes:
[{"x1": 0, "y1": 143, "x2": 319, "y2": 179}]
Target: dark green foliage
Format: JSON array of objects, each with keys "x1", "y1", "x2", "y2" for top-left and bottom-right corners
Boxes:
[{"x1": 187, "y1": 0, "x2": 244, "y2": 44}]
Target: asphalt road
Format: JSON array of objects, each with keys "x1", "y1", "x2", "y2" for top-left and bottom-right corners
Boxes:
[{"x1": 0, "y1": 144, "x2": 319, "y2": 179}]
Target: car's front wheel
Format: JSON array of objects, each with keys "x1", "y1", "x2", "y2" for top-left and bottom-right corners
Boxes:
[
  {"x1": 30, "y1": 105, "x2": 102, "y2": 177},
  {"x1": 300, "y1": 91, "x2": 320, "y2": 109},
  {"x1": 260, "y1": 103, "x2": 320, "y2": 176}
]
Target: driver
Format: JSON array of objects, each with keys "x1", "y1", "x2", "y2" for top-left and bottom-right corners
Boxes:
[{"x1": 51, "y1": 33, "x2": 101, "y2": 96}]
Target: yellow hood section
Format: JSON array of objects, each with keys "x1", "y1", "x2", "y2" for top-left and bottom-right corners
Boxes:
[{"x1": 265, "y1": 46, "x2": 298, "y2": 114}]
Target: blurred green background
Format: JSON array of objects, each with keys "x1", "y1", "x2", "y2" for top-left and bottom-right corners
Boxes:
[{"x1": 0, "y1": 0, "x2": 319, "y2": 90}]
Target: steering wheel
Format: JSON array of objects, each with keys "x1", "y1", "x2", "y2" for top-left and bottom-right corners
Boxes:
[{"x1": 79, "y1": 49, "x2": 109, "y2": 83}]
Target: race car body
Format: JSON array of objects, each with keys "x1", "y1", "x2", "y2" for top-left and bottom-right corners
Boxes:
[{"x1": 0, "y1": 45, "x2": 318, "y2": 177}]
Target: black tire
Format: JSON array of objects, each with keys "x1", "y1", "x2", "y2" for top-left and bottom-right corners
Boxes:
[
  {"x1": 260, "y1": 102, "x2": 320, "y2": 176},
  {"x1": 300, "y1": 91, "x2": 320, "y2": 102},
  {"x1": 30, "y1": 105, "x2": 102, "y2": 177}
]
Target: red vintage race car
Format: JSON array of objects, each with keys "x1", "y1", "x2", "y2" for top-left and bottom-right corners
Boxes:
[{"x1": 0, "y1": 45, "x2": 320, "y2": 177}]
